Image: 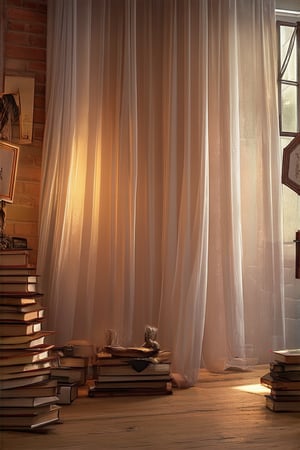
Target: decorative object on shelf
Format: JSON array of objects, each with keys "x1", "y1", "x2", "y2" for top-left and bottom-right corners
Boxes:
[{"x1": 282, "y1": 133, "x2": 300, "y2": 279}]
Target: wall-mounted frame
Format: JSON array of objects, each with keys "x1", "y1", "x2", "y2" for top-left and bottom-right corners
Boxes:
[
  {"x1": 282, "y1": 133, "x2": 300, "y2": 195},
  {"x1": 4, "y1": 76, "x2": 35, "y2": 144},
  {"x1": 0, "y1": 141, "x2": 19, "y2": 202}
]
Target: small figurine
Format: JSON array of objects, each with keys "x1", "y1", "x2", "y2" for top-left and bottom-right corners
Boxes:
[
  {"x1": 142, "y1": 325, "x2": 160, "y2": 352},
  {"x1": 104, "y1": 328, "x2": 118, "y2": 346}
]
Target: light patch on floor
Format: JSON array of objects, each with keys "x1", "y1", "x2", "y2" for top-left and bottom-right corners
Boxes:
[{"x1": 232, "y1": 383, "x2": 270, "y2": 396}]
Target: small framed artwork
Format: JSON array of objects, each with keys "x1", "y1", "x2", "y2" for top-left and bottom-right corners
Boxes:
[
  {"x1": 282, "y1": 133, "x2": 300, "y2": 196},
  {"x1": 0, "y1": 141, "x2": 19, "y2": 202}
]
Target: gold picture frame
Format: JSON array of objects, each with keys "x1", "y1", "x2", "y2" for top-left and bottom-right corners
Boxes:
[
  {"x1": 282, "y1": 133, "x2": 300, "y2": 196},
  {"x1": 0, "y1": 141, "x2": 19, "y2": 202}
]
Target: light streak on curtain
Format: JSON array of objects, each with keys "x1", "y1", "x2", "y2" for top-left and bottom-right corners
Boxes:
[{"x1": 38, "y1": 0, "x2": 285, "y2": 386}]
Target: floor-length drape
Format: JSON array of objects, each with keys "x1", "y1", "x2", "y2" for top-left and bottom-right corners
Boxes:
[{"x1": 38, "y1": 0, "x2": 285, "y2": 386}]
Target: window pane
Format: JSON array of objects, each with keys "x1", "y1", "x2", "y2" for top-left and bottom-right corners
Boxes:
[
  {"x1": 281, "y1": 83, "x2": 298, "y2": 132},
  {"x1": 280, "y1": 26, "x2": 297, "y2": 82}
]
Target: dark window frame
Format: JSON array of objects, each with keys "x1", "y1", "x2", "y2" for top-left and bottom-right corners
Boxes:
[{"x1": 277, "y1": 20, "x2": 300, "y2": 137}]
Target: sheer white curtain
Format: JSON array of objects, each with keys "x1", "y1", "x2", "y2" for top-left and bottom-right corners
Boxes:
[{"x1": 38, "y1": 0, "x2": 285, "y2": 386}]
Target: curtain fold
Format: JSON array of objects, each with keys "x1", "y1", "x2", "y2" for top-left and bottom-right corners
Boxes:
[{"x1": 38, "y1": 0, "x2": 284, "y2": 386}]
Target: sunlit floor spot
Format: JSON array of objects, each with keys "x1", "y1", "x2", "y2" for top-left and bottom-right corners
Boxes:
[{"x1": 232, "y1": 384, "x2": 270, "y2": 395}]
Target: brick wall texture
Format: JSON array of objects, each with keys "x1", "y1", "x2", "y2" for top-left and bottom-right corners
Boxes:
[{"x1": 2, "y1": 0, "x2": 47, "y2": 264}]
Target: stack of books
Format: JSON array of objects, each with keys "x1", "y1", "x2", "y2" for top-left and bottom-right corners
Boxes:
[
  {"x1": 89, "y1": 345, "x2": 173, "y2": 397},
  {"x1": 260, "y1": 348, "x2": 300, "y2": 412},
  {"x1": 50, "y1": 353, "x2": 88, "y2": 386},
  {"x1": 0, "y1": 248, "x2": 61, "y2": 430},
  {"x1": 50, "y1": 348, "x2": 89, "y2": 403}
]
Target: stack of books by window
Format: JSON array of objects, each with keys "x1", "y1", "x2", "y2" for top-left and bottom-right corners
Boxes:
[
  {"x1": 260, "y1": 349, "x2": 300, "y2": 412},
  {"x1": 0, "y1": 248, "x2": 61, "y2": 430},
  {"x1": 89, "y1": 345, "x2": 173, "y2": 397}
]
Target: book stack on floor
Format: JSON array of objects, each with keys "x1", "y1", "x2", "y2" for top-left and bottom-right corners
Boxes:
[
  {"x1": 260, "y1": 348, "x2": 300, "y2": 412},
  {"x1": 0, "y1": 248, "x2": 61, "y2": 430},
  {"x1": 50, "y1": 346, "x2": 90, "y2": 404},
  {"x1": 89, "y1": 345, "x2": 173, "y2": 397},
  {"x1": 50, "y1": 352, "x2": 88, "y2": 386}
]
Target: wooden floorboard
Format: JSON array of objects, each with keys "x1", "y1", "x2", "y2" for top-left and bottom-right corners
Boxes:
[{"x1": 1, "y1": 365, "x2": 300, "y2": 449}]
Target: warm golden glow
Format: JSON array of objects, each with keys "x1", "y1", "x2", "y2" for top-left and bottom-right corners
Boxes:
[{"x1": 232, "y1": 384, "x2": 270, "y2": 395}]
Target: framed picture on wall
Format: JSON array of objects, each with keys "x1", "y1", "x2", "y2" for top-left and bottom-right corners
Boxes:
[
  {"x1": 0, "y1": 141, "x2": 19, "y2": 202},
  {"x1": 282, "y1": 133, "x2": 300, "y2": 196}
]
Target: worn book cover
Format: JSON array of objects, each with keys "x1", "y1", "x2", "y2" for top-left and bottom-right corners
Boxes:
[
  {"x1": 57, "y1": 383, "x2": 78, "y2": 404},
  {"x1": 0, "y1": 330, "x2": 53, "y2": 346},
  {"x1": 96, "y1": 361, "x2": 171, "y2": 377},
  {"x1": 0, "y1": 321, "x2": 42, "y2": 336},
  {"x1": 265, "y1": 395, "x2": 300, "y2": 412},
  {"x1": 0, "y1": 282, "x2": 38, "y2": 293},
  {"x1": 273, "y1": 349, "x2": 300, "y2": 364},
  {"x1": 94, "y1": 378, "x2": 172, "y2": 389},
  {"x1": 261, "y1": 372, "x2": 300, "y2": 390},
  {"x1": 0, "y1": 266, "x2": 36, "y2": 276},
  {"x1": 104, "y1": 345, "x2": 158, "y2": 358},
  {"x1": 0, "y1": 295, "x2": 39, "y2": 306},
  {"x1": 0, "y1": 373, "x2": 50, "y2": 390},
  {"x1": 96, "y1": 373, "x2": 172, "y2": 383},
  {"x1": 0, "y1": 403, "x2": 55, "y2": 416},
  {"x1": 0, "y1": 345, "x2": 54, "y2": 366},
  {"x1": 0, "y1": 274, "x2": 38, "y2": 283},
  {"x1": 0, "y1": 404, "x2": 61, "y2": 429},
  {"x1": 0, "y1": 250, "x2": 30, "y2": 267},
  {"x1": 0, "y1": 395, "x2": 59, "y2": 408},
  {"x1": 57, "y1": 356, "x2": 89, "y2": 368},
  {"x1": 0, "y1": 379, "x2": 58, "y2": 398},
  {"x1": 0, "y1": 308, "x2": 45, "y2": 322},
  {"x1": 270, "y1": 361, "x2": 300, "y2": 372},
  {"x1": 50, "y1": 366, "x2": 87, "y2": 385},
  {"x1": 89, "y1": 381, "x2": 173, "y2": 397},
  {"x1": 0, "y1": 358, "x2": 53, "y2": 374},
  {"x1": 0, "y1": 301, "x2": 43, "y2": 313}
]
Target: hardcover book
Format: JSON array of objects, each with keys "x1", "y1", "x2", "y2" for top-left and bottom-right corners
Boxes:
[
  {"x1": 0, "y1": 282, "x2": 38, "y2": 293},
  {"x1": 95, "y1": 361, "x2": 171, "y2": 377},
  {"x1": 0, "y1": 404, "x2": 61, "y2": 430},
  {"x1": 0, "y1": 296, "x2": 39, "y2": 306},
  {"x1": 0, "y1": 359, "x2": 53, "y2": 374},
  {"x1": 0, "y1": 266, "x2": 36, "y2": 276},
  {"x1": 0, "y1": 321, "x2": 42, "y2": 336},
  {"x1": 265, "y1": 395, "x2": 300, "y2": 412},
  {"x1": 0, "y1": 404, "x2": 55, "y2": 416},
  {"x1": 273, "y1": 349, "x2": 300, "y2": 364},
  {"x1": 57, "y1": 383, "x2": 78, "y2": 404},
  {"x1": 0, "y1": 250, "x2": 31, "y2": 267},
  {"x1": 0, "y1": 308, "x2": 45, "y2": 322},
  {"x1": 0, "y1": 274, "x2": 38, "y2": 283},
  {"x1": 50, "y1": 366, "x2": 87, "y2": 385},
  {"x1": 260, "y1": 372, "x2": 300, "y2": 390},
  {"x1": 0, "y1": 373, "x2": 50, "y2": 390},
  {"x1": 0, "y1": 379, "x2": 58, "y2": 398},
  {"x1": 0, "y1": 395, "x2": 59, "y2": 408},
  {"x1": 0, "y1": 330, "x2": 53, "y2": 346},
  {"x1": 0, "y1": 345, "x2": 54, "y2": 366}
]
